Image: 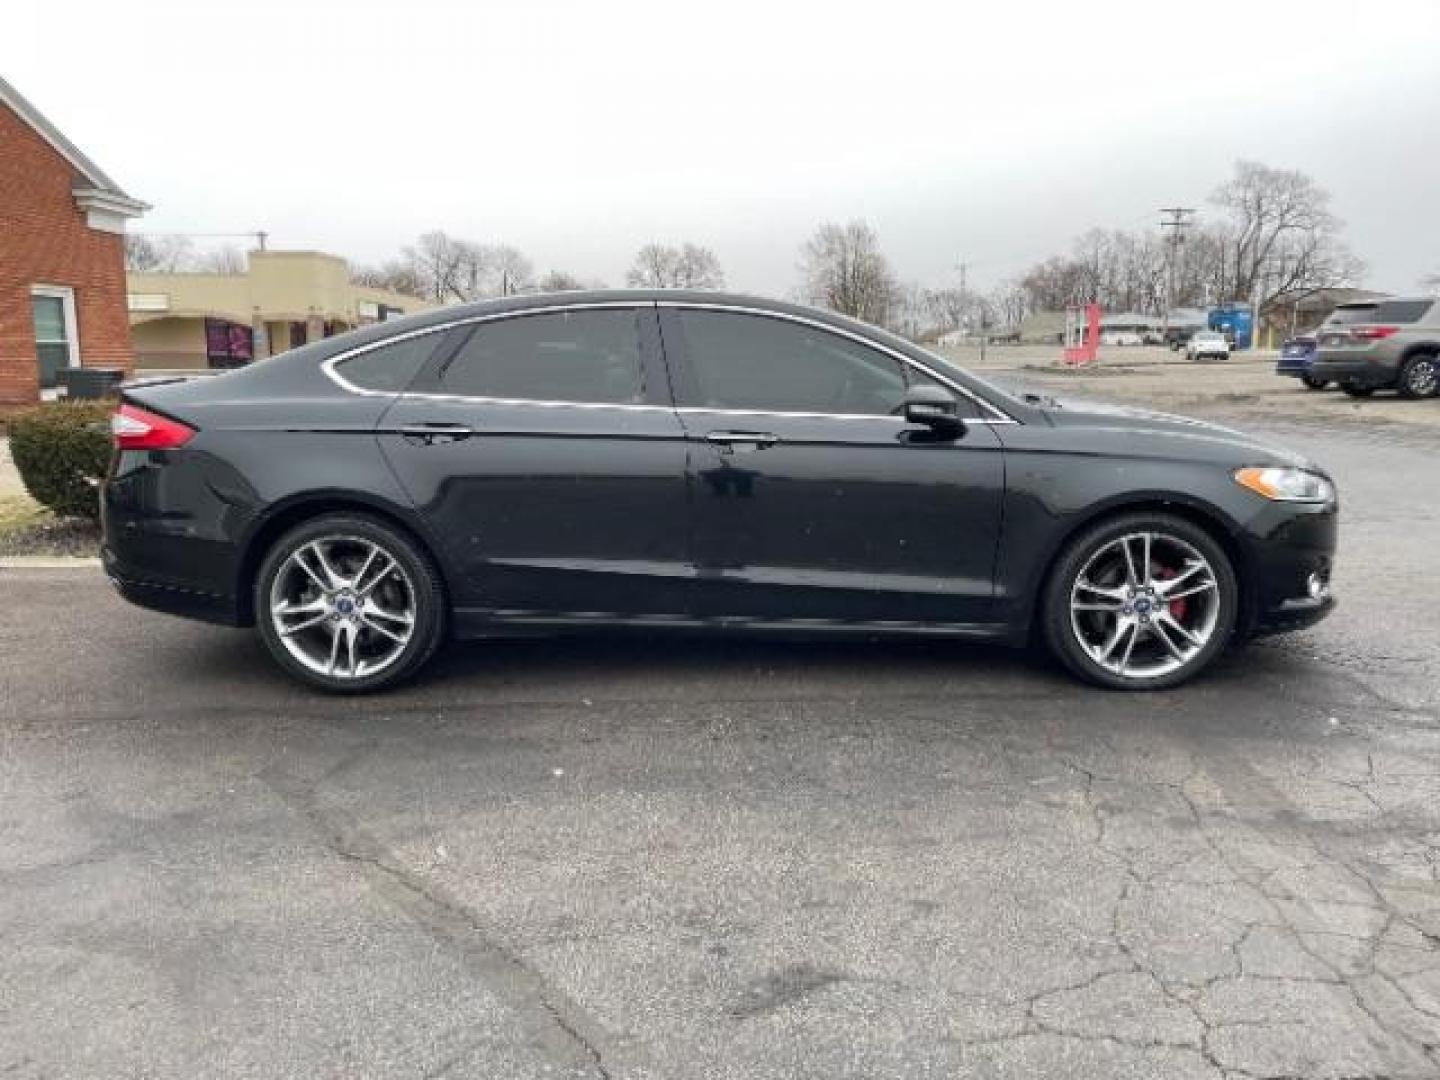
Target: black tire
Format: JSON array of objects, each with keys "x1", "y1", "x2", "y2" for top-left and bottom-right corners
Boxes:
[
  {"x1": 1341, "y1": 382, "x2": 1375, "y2": 399},
  {"x1": 1300, "y1": 374, "x2": 1328, "y2": 391},
  {"x1": 1397, "y1": 353, "x2": 1439, "y2": 400},
  {"x1": 254, "y1": 513, "x2": 447, "y2": 693},
  {"x1": 1041, "y1": 512, "x2": 1239, "y2": 691}
]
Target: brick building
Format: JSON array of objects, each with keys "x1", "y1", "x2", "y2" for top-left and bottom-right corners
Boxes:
[{"x1": 0, "y1": 76, "x2": 147, "y2": 408}]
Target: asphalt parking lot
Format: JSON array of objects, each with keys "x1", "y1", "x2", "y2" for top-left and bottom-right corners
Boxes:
[{"x1": 2, "y1": 401, "x2": 1439, "y2": 1078}]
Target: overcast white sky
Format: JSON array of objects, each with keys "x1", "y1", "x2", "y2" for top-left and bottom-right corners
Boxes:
[{"x1": 7, "y1": 0, "x2": 1439, "y2": 295}]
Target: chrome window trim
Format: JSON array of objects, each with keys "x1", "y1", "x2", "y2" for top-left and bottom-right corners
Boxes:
[
  {"x1": 656, "y1": 300, "x2": 1017, "y2": 424},
  {"x1": 319, "y1": 298, "x2": 1017, "y2": 423}
]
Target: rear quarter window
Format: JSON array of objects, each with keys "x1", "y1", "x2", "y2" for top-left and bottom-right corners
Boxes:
[
  {"x1": 1372, "y1": 300, "x2": 1435, "y2": 324},
  {"x1": 1324, "y1": 304, "x2": 1378, "y2": 326},
  {"x1": 333, "y1": 333, "x2": 442, "y2": 392}
]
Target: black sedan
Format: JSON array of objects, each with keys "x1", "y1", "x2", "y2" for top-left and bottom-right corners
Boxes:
[{"x1": 102, "y1": 291, "x2": 1337, "y2": 692}]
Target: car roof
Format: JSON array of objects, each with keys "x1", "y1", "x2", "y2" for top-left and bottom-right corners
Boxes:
[{"x1": 304, "y1": 289, "x2": 931, "y2": 363}]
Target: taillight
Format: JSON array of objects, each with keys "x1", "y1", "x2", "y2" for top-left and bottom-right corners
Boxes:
[
  {"x1": 1350, "y1": 325, "x2": 1400, "y2": 341},
  {"x1": 111, "y1": 403, "x2": 195, "y2": 451}
]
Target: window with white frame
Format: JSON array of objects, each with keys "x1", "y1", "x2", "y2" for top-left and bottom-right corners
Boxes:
[{"x1": 31, "y1": 286, "x2": 80, "y2": 389}]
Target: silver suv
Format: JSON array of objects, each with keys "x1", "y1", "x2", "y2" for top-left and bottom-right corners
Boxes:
[{"x1": 1310, "y1": 296, "x2": 1440, "y2": 399}]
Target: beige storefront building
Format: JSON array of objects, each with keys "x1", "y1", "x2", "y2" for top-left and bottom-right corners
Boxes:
[{"x1": 128, "y1": 250, "x2": 431, "y2": 371}]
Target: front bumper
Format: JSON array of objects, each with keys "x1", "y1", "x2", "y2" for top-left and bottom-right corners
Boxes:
[
  {"x1": 1241, "y1": 499, "x2": 1338, "y2": 639},
  {"x1": 1252, "y1": 593, "x2": 1335, "y2": 637}
]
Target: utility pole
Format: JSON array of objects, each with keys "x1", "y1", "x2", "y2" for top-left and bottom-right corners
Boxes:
[{"x1": 1159, "y1": 207, "x2": 1195, "y2": 346}]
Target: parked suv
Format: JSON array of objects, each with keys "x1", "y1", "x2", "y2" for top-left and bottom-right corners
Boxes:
[{"x1": 1310, "y1": 296, "x2": 1440, "y2": 399}]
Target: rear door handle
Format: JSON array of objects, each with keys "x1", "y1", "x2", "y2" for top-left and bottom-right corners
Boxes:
[
  {"x1": 706, "y1": 431, "x2": 779, "y2": 451},
  {"x1": 398, "y1": 422, "x2": 474, "y2": 444}
]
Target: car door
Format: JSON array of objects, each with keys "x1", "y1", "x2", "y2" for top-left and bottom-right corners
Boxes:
[
  {"x1": 658, "y1": 305, "x2": 1007, "y2": 626},
  {"x1": 377, "y1": 303, "x2": 694, "y2": 619}
]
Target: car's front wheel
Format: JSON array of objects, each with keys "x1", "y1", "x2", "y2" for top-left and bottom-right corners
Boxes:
[
  {"x1": 1397, "y1": 353, "x2": 1439, "y2": 400},
  {"x1": 255, "y1": 513, "x2": 446, "y2": 692},
  {"x1": 1042, "y1": 513, "x2": 1239, "y2": 690}
]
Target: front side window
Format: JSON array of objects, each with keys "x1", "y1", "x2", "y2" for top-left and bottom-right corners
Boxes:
[
  {"x1": 675, "y1": 309, "x2": 967, "y2": 417},
  {"x1": 434, "y1": 309, "x2": 645, "y2": 404},
  {"x1": 31, "y1": 288, "x2": 77, "y2": 390}
]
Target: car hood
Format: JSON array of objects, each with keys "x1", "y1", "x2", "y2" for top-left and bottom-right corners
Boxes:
[{"x1": 1038, "y1": 398, "x2": 1316, "y2": 470}]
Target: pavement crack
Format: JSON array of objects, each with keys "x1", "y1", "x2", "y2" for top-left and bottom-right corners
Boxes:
[{"x1": 260, "y1": 762, "x2": 626, "y2": 1079}]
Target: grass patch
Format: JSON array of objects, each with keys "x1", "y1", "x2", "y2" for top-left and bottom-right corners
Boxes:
[
  {"x1": 0, "y1": 493, "x2": 53, "y2": 535},
  {"x1": 0, "y1": 493, "x2": 99, "y2": 557}
]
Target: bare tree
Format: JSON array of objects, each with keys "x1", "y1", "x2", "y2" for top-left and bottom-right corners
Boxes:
[
  {"x1": 192, "y1": 245, "x2": 246, "y2": 274},
  {"x1": 626, "y1": 244, "x2": 675, "y2": 288},
  {"x1": 536, "y1": 270, "x2": 588, "y2": 291},
  {"x1": 1210, "y1": 160, "x2": 1362, "y2": 313},
  {"x1": 404, "y1": 231, "x2": 470, "y2": 303},
  {"x1": 989, "y1": 282, "x2": 1030, "y2": 332},
  {"x1": 125, "y1": 234, "x2": 196, "y2": 273},
  {"x1": 798, "y1": 220, "x2": 897, "y2": 324},
  {"x1": 488, "y1": 244, "x2": 534, "y2": 295},
  {"x1": 626, "y1": 243, "x2": 724, "y2": 289},
  {"x1": 352, "y1": 259, "x2": 427, "y2": 298},
  {"x1": 673, "y1": 244, "x2": 724, "y2": 289},
  {"x1": 452, "y1": 240, "x2": 494, "y2": 300},
  {"x1": 922, "y1": 286, "x2": 987, "y2": 332}
]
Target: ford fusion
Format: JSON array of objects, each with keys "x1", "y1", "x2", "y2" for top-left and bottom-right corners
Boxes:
[{"x1": 102, "y1": 292, "x2": 1337, "y2": 692}]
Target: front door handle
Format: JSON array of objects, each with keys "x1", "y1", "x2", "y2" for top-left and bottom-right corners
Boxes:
[
  {"x1": 399, "y1": 422, "x2": 474, "y2": 444},
  {"x1": 706, "y1": 431, "x2": 779, "y2": 452}
]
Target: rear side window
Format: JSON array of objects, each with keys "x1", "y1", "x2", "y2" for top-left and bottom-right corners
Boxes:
[
  {"x1": 1372, "y1": 300, "x2": 1434, "y2": 324},
  {"x1": 1325, "y1": 305, "x2": 1378, "y2": 326},
  {"x1": 335, "y1": 333, "x2": 439, "y2": 392},
  {"x1": 435, "y1": 309, "x2": 645, "y2": 404}
]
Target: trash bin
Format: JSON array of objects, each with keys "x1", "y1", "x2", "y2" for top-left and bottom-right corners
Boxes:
[{"x1": 58, "y1": 367, "x2": 126, "y2": 400}]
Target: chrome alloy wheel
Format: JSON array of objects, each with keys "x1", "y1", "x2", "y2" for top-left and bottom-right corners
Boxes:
[
  {"x1": 1069, "y1": 531, "x2": 1221, "y2": 681},
  {"x1": 1403, "y1": 356, "x2": 1438, "y2": 398},
  {"x1": 268, "y1": 536, "x2": 416, "y2": 679}
]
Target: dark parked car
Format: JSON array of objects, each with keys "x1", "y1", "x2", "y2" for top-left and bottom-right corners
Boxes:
[
  {"x1": 1276, "y1": 335, "x2": 1326, "y2": 389},
  {"x1": 102, "y1": 291, "x2": 1337, "y2": 692}
]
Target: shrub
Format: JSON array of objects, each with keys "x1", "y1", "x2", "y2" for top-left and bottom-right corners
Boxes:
[{"x1": 9, "y1": 401, "x2": 113, "y2": 520}]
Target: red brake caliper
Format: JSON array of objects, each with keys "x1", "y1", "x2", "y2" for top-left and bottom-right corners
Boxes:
[{"x1": 1154, "y1": 566, "x2": 1188, "y2": 622}]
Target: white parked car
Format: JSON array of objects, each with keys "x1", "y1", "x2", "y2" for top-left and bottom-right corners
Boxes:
[
  {"x1": 1100, "y1": 329, "x2": 1145, "y2": 346},
  {"x1": 1186, "y1": 330, "x2": 1231, "y2": 361}
]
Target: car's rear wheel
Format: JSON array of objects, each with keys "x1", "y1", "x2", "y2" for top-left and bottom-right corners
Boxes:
[
  {"x1": 1397, "y1": 354, "x2": 1439, "y2": 400},
  {"x1": 1341, "y1": 382, "x2": 1375, "y2": 399},
  {"x1": 255, "y1": 514, "x2": 446, "y2": 692},
  {"x1": 1301, "y1": 374, "x2": 1328, "y2": 390},
  {"x1": 1042, "y1": 513, "x2": 1238, "y2": 690}
]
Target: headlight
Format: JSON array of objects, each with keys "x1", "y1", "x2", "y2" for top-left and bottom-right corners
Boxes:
[{"x1": 1233, "y1": 466, "x2": 1335, "y2": 503}]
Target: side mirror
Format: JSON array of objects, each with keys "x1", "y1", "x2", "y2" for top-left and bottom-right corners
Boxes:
[{"x1": 903, "y1": 385, "x2": 964, "y2": 438}]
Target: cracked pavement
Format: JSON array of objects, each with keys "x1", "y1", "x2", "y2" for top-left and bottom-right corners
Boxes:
[{"x1": 1, "y1": 414, "x2": 1438, "y2": 1078}]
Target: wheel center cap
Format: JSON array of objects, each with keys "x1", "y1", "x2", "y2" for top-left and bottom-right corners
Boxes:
[
  {"x1": 1133, "y1": 597, "x2": 1153, "y2": 614},
  {"x1": 334, "y1": 594, "x2": 356, "y2": 615}
]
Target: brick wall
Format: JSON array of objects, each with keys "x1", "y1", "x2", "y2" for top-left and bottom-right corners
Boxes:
[{"x1": 0, "y1": 103, "x2": 134, "y2": 408}]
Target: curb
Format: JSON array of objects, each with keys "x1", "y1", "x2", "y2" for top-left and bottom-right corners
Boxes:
[{"x1": 0, "y1": 556, "x2": 102, "y2": 569}]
